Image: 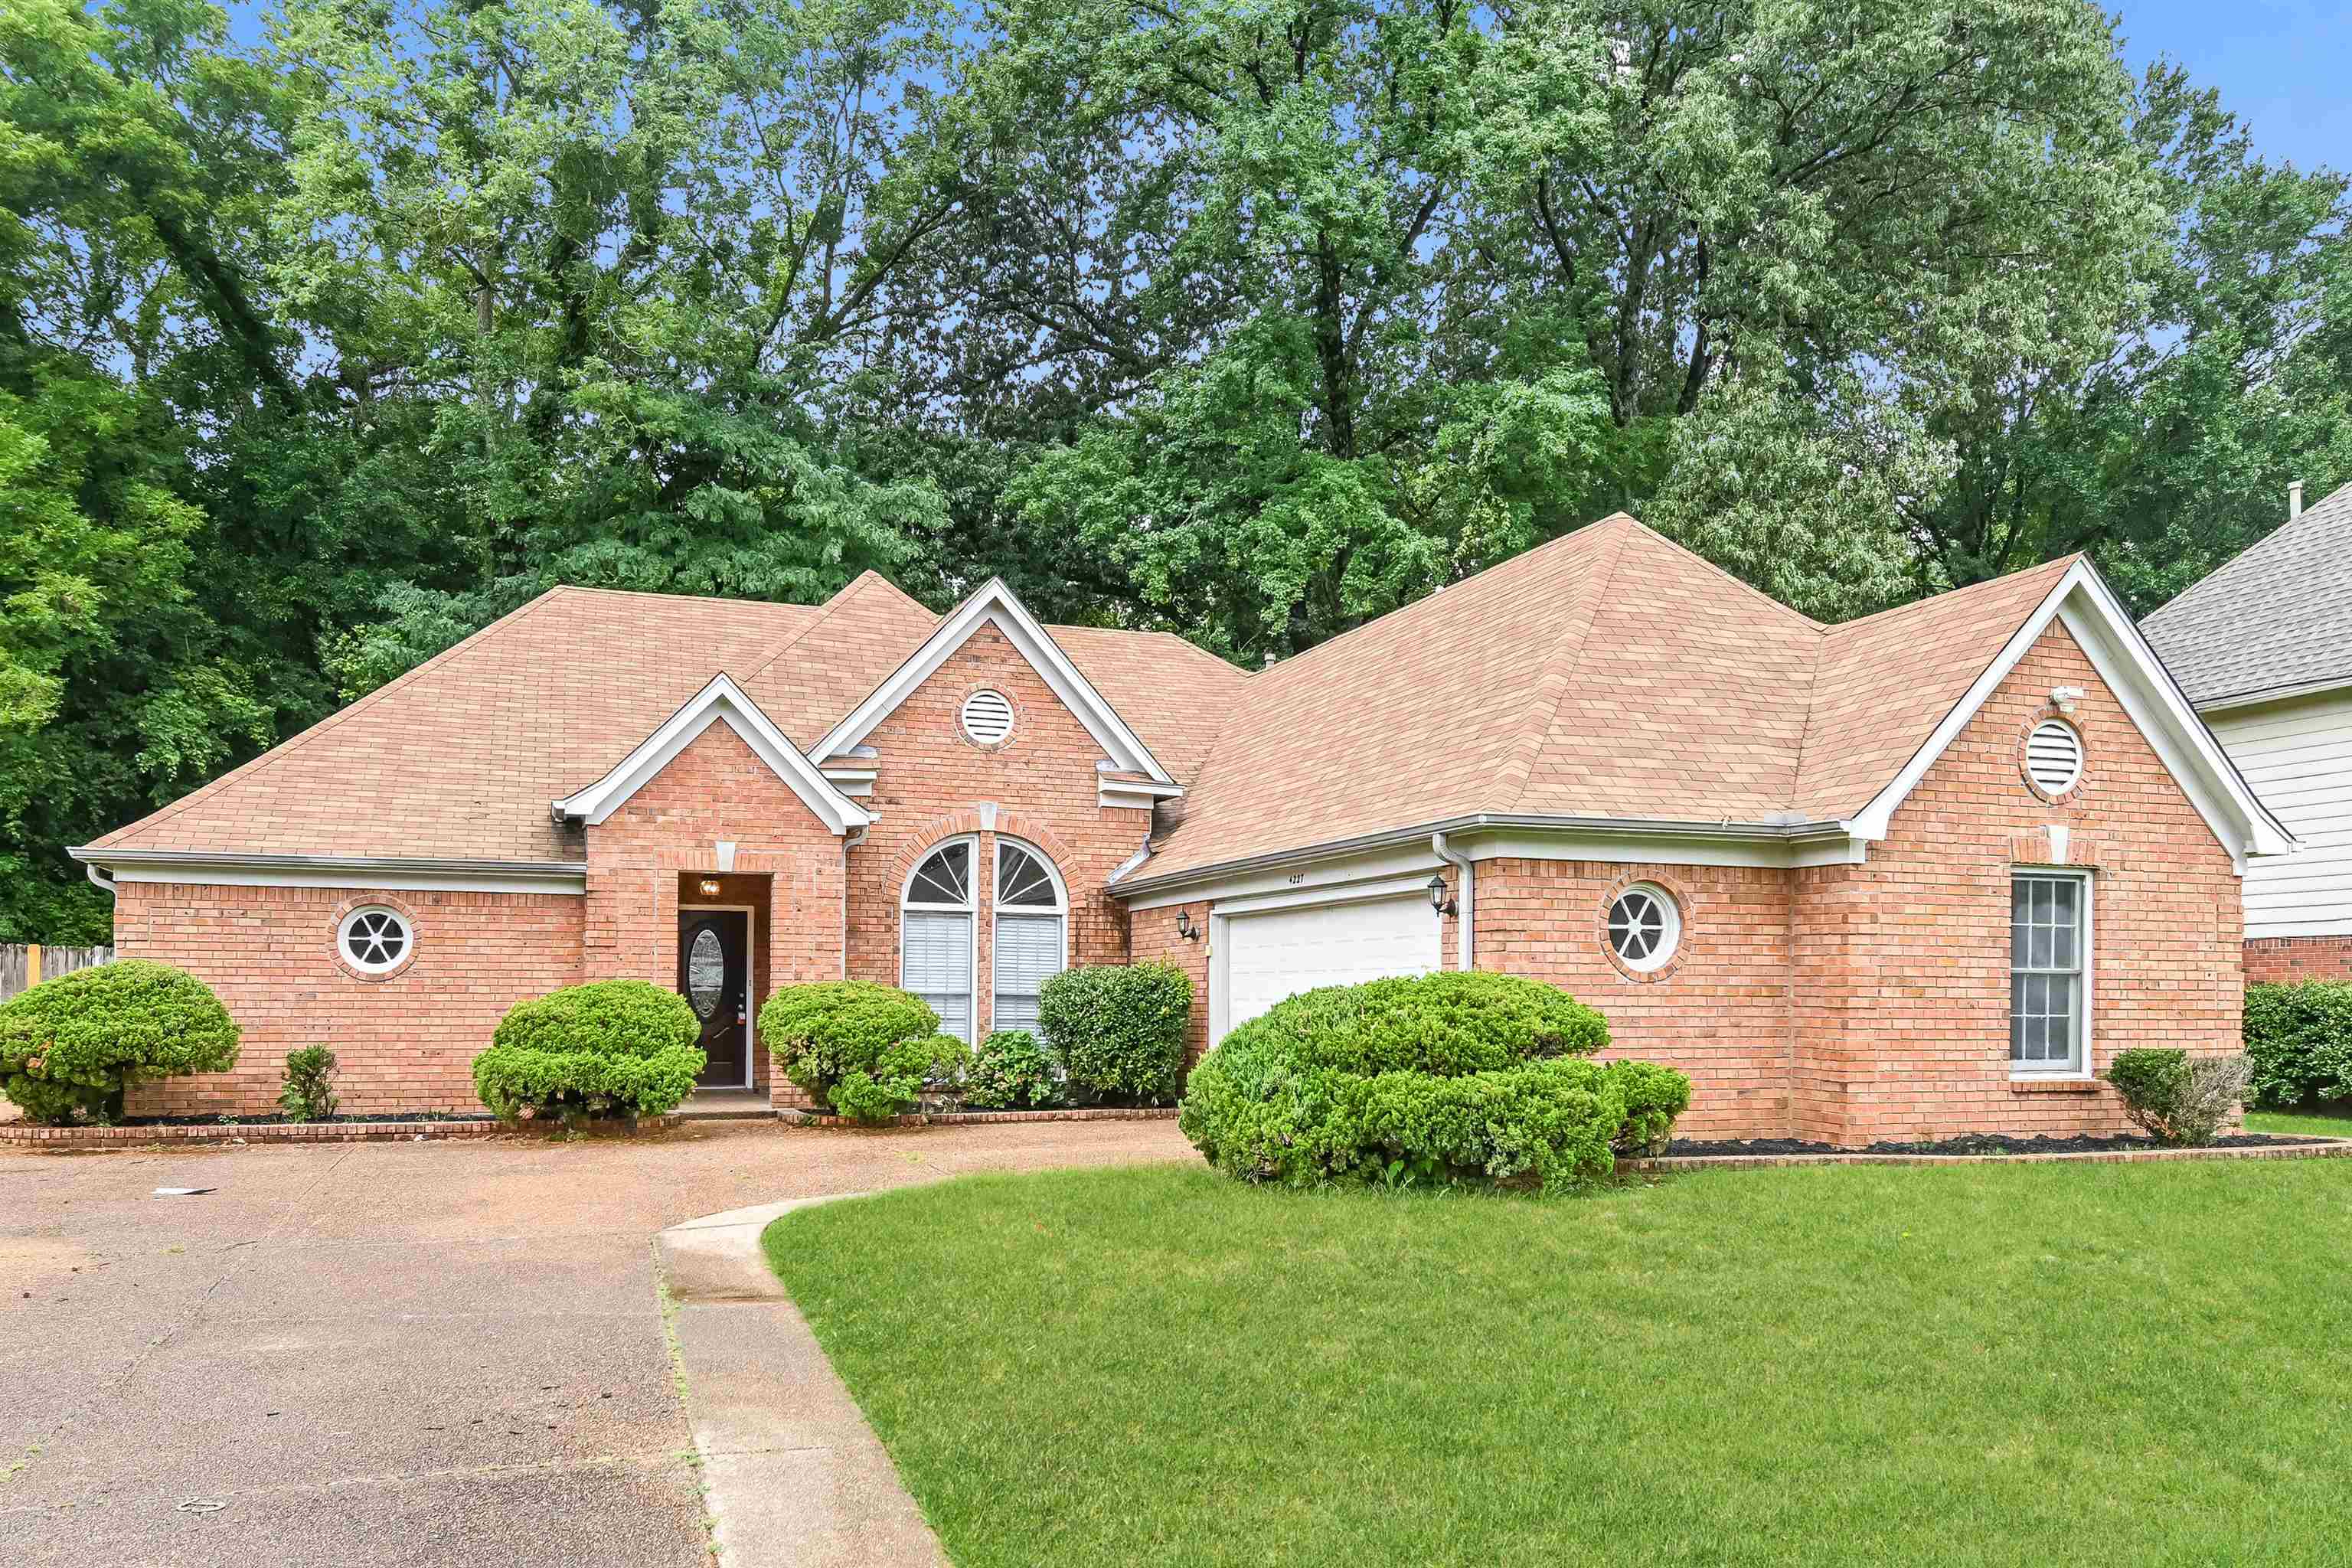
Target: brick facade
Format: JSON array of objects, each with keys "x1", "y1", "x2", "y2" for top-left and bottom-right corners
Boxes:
[
  {"x1": 840, "y1": 625, "x2": 1151, "y2": 1067},
  {"x1": 2246, "y1": 939, "x2": 2352, "y2": 985},
  {"x1": 113, "y1": 881, "x2": 583, "y2": 1116}
]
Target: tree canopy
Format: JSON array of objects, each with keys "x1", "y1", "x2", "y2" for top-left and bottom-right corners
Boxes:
[{"x1": 3, "y1": 0, "x2": 2347, "y2": 938}]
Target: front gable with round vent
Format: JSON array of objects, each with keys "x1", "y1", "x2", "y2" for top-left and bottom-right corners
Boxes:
[
  {"x1": 2024, "y1": 718, "x2": 2083, "y2": 797},
  {"x1": 960, "y1": 688, "x2": 1015, "y2": 746}
]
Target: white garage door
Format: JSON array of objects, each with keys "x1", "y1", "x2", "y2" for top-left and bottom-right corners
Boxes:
[{"x1": 1221, "y1": 894, "x2": 1442, "y2": 1040}]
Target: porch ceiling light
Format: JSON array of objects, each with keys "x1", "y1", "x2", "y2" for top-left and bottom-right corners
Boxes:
[{"x1": 698, "y1": 877, "x2": 723, "y2": 897}]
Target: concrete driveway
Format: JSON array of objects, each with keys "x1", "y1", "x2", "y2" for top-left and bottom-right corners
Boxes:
[{"x1": 0, "y1": 1119, "x2": 1191, "y2": 1566}]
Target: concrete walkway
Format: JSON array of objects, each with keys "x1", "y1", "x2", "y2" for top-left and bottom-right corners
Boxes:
[
  {"x1": 1, "y1": 1118, "x2": 1191, "y2": 1566},
  {"x1": 657, "y1": 1199, "x2": 946, "y2": 1568}
]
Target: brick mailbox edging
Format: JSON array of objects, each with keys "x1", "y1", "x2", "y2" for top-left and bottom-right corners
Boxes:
[
  {"x1": 1620, "y1": 1138, "x2": 2352, "y2": 1173},
  {"x1": 780, "y1": 1106, "x2": 1181, "y2": 1130},
  {"x1": 0, "y1": 1114, "x2": 685, "y2": 1151}
]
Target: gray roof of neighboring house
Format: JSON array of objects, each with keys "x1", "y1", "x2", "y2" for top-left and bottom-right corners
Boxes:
[{"x1": 2142, "y1": 480, "x2": 2352, "y2": 709}]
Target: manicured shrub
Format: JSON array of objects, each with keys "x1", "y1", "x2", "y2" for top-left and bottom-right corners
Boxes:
[
  {"x1": 1037, "y1": 962, "x2": 1193, "y2": 1103},
  {"x1": 0, "y1": 959, "x2": 240, "y2": 1125},
  {"x1": 760, "y1": 982, "x2": 962, "y2": 1122},
  {"x1": 963, "y1": 1030, "x2": 1063, "y2": 1109},
  {"x1": 2242, "y1": 982, "x2": 2352, "y2": 1108},
  {"x1": 473, "y1": 979, "x2": 704, "y2": 1122},
  {"x1": 1178, "y1": 972, "x2": 1682, "y2": 1194},
  {"x1": 2108, "y1": 1047, "x2": 2250, "y2": 1146},
  {"x1": 279, "y1": 1047, "x2": 340, "y2": 1122}
]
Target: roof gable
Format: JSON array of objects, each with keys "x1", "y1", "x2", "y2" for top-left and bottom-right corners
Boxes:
[
  {"x1": 553, "y1": 673, "x2": 871, "y2": 834},
  {"x1": 812, "y1": 579, "x2": 1178, "y2": 783}
]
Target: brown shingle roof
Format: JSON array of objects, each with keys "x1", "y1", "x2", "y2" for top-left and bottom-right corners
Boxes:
[
  {"x1": 89, "y1": 516, "x2": 2084, "y2": 881},
  {"x1": 90, "y1": 575, "x2": 1240, "y2": 863},
  {"x1": 1135, "y1": 516, "x2": 2083, "y2": 881}
]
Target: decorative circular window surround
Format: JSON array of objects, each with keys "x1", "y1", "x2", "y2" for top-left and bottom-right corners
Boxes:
[
  {"x1": 2017, "y1": 710, "x2": 2089, "y2": 803},
  {"x1": 1602, "y1": 878, "x2": 1686, "y2": 982},
  {"x1": 332, "y1": 897, "x2": 417, "y2": 982},
  {"x1": 959, "y1": 688, "x2": 1017, "y2": 749}
]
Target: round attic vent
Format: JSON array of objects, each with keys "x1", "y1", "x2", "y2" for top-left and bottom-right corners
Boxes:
[
  {"x1": 2025, "y1": 719, "x2": 2083, "y2": 796},
  {"x1": 961, "y1": 689, "x2": 1014, "y2": 746}
]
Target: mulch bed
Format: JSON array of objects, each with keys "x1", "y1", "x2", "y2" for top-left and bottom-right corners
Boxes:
[
  {"x1": 129, "y1": 1112, "x2": 501, "y2": 1128},
  {"x1": 1664, "y1": 1132, "x2": 2332, "y2": 1158}
]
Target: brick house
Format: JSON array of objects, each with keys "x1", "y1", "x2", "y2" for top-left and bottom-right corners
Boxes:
[{"x1": 74, "y1": 515, "x2": 2290, "y2": 1142}]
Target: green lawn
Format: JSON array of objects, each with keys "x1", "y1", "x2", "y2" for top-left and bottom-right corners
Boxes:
[
  {"x1": 2246, "y1": 1102, "x2": 2352, "y2": 1138},
  {"x1": 767, "y1": 1160, "x2": 2352, "y2": 1567}
]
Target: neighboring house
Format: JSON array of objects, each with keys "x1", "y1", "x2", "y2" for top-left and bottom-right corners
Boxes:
[
  {"x1": 2145, "y1": 479, "x2": 2352, "y2": 984},
  {"x1": 74, "y1": 514, "x2": 2290, "y2": 1144}
]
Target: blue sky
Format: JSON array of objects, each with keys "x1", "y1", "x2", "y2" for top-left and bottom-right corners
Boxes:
[{"x1": 2118, "y1": 2, "x2": 2352, "y2": 169}]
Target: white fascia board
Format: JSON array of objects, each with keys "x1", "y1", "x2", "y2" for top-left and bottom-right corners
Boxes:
[
  {"x1": 553, "y1": 674, "x2": 870, "y2": 835},
  {"x1": 812, "y1": 580, "x2": 1176, "y2": 784},
  {"x1": 1099, "y1": 781, "x2": 1182, "y2": 809},
  {"x1": 67, "y1": 847, "x2": 587, "y2": 896},
  {"x1": 1115, "y1": 814, "x2": 1865, "y2": 909},
  {"x1": 2194, "y1": 676, "x2": 2352, "y2": 716},
  {"x1": 1846, "y1": 563, "x2": 2296, "y2": 863}
]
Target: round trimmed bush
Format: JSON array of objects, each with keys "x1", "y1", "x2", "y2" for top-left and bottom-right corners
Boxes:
[
  {"x1": 760, "y1": 982, "x2": 962, "y2": 1122},
  {"x1": 2243, "y1": 981, "x2": 2352, "y2": 1108},
  {"x1": 1178, "y1": 972, "x2": 1685, "y2": 1193},
  {"x1": 963, "y1": 1030, "x2": 1062, "y2": 1109},
  {"x1": 1036, "y1": 962, "x2": 1192, "y2": 1104},
  {"x1": 473, "y1": 979, "x2": 704, "y2": 1122},
  {"x1": 0, "y1": 959, "x2": 240, "y2": 1125}
]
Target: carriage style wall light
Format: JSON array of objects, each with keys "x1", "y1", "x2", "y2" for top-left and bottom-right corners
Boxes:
[
  {"x1": 1174, "y1": 910, "x2": 1201, "y2": 941},
  {"x1": 1427, "y1": 874, "x2": 1455, "y2": 916}
]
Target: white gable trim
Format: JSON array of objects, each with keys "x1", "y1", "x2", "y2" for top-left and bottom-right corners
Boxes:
[
  {"x1": 812, "y1": 580, "x2": 1178, "y2": 785},
  {"x1": 1844, "y1": 562, "x2": 2295, "y2": 866},
  {"x1": 552, "y1": 674, "x2": 871, "y2": 834}
]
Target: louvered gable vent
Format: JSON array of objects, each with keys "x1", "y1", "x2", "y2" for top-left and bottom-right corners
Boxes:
[
  {"x1": 2026, "y1": 720, "x2": 2082, "y2": 795},
  {"x1": 961, "y1": 689, "x2": 1014, "y2": 745}
]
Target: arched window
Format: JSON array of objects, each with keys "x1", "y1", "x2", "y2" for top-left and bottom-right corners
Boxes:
[
  {"x1": 902, "y1": 839, "x2": 975, "y2": 1041},
  {"x1": 991, "y1": 840, "x2": 1068, "y2": 1037}
]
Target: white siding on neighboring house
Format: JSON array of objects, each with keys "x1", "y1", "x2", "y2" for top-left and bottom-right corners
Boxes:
[{"x1": 2209, "y1": 688, "x2": 2352, "y2": 937}]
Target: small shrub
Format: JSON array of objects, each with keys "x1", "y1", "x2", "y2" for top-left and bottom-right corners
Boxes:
[
  {"x1": 2109, "y1": 1047, "x2": 2250, "y2": 1146},
  {"x1": 760, "y1": 982, "x2": 959, "y2": 1122},
  {"x1": 279, "y1": 1047, "x2": 340, "y2": 1122},
  {"x1": 1037, "y1": 962, "x2": 1193, "y2": 1103},
  {"x1": 473, "y1": 979, "x2": 703, "y2": 1122},
  {"x1": 963, "y1": 1030, "x2": 1062, "y2": 1109},
  {"x1": 0, "y1": 960, "x2": 240, "y2": 1125},
  {"x1": 828, "y1": 1033, "x2": 973, "y2": 1123},
  {"x1": 2242, "y1": 982, "x2": 2352, "y2": 1108},
  {"x1": 1178, "y1": 972, "x2": 1682, "y2": 1194}
]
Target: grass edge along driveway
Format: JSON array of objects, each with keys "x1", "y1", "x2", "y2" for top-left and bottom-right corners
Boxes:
[{"x1": 766, "y1": 1159, "x2": 2352, "y2": 1568}]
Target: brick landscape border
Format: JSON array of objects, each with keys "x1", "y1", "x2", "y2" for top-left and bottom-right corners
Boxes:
[
  {"x1": 0, "y1": 1114, "x2": 684, "y2": 1151},
  {"x1": 780, "y1": 1106, "x2": 1180, "y2": 1129},
  {"x1": 1621, "y1": 1138, "x2": 2352, "y2": 1172}
]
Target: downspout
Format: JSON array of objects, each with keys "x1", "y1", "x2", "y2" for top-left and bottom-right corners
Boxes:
[
  {"x1": 840, "y1": 828, "x2": 867, "y2": 979},
  {"x1": 84, "y1": 861, "x2": 118, "y2": 898},
  {"x1": 1431, "y1": 832, "x2": 1473, "y2": 971}
]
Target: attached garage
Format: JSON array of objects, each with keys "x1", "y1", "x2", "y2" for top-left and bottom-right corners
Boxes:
[{"x1": 1214, "y1": 890, "x2": 1443, "y2": 1043}]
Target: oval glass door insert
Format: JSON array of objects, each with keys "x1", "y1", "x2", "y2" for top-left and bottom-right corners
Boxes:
[{"x1": 688, "y1": 927, "x2": 725, "y2": 1019}]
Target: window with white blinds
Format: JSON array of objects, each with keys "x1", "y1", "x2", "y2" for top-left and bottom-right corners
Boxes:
[
  {"x1": 903, "y1": 840, "x2": 976, "y2": 1042},
  {"x1": 992, "y1": 841, "x2": 1066, "y2": 1039}
]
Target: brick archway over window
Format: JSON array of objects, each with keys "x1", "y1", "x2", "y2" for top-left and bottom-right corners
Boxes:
[{"x1": 886, "y1": 809, "x2": 1082, "y2": 897}]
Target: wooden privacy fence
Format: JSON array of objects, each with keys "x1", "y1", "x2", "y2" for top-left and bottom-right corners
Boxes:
[{"x1": 0, "y1": 944, "x2": 114, "y2": 1002}]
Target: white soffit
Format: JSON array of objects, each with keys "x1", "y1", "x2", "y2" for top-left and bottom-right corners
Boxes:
[
  {"x1": 552, "y1": 673, "x2": 871, "y2": 834},
  {"x1": 1846, "y1": 562, "x2": 2295, "y2": 863},
  {"x1": 812, "y1": 580, "x2": 1177, "y2": 785}
]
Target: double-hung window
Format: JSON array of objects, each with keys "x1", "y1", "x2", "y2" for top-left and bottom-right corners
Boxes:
[{"x1": 2010, "y1": 871, "x2": 2089, "y2": 1074}]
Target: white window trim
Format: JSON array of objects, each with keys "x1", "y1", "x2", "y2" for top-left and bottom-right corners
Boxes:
[
  {"x1": 338, "y1": 904, "x2": 413, "y2": 974},
  {"x1": 680, "y1": 903, "x2": 756, "y2": 1090},
  {"x1": 902, "y1": 837, "x2": 980, "y2": 1043},
  {"x1": 1607, "y1": 883, "x2": 1682, "y2": 973},
  {"x1": 2010, "y1": 867, "x2": 2093, "y2": 1080},
  {"x1": 990, "y1": 838, "x2": 1070, "y2": 1038}
]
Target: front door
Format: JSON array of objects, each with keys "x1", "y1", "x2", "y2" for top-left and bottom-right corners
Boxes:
[{"x1": 678, "y1": 910, "x2": 750, "y2": 1088}]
